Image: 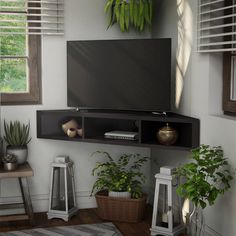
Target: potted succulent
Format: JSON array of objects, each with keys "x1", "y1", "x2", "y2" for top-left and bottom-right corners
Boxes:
[
  {"x1": 91, "y1": 151, "x2": 149, "y2": 222},
  {"x1": 2, "y1": 154, "x2": 17, "y2": 171},
  {"x1": 4, "y1": 120, "x2": 31, "y2": 165},
  {"x1": 176, "y1": 145, "x2": 234, "y2": 235},
  {"x1": 104, "y1": 0, "x2": 153, "y2": 32}
]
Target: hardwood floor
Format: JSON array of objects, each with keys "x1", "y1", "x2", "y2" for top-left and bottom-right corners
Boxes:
[{"x1": 0, "y1": 206, "x2": 153, "y2": 236}]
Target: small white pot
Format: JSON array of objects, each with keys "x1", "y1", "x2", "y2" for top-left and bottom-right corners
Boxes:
[
  {"x1": 108, "y1": 191, "x2": 131, "y2": 198},
  {"x1": 6, "y1": 145, "x2": 28, "y2": 165}
]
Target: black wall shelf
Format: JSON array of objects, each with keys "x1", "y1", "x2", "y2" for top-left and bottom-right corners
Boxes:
[{"x1": 37, "y1": 110, "x2": 200, "y2": 151}]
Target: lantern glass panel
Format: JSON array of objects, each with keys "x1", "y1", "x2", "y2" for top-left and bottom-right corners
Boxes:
[
  {"x1": 67, "y1": 167, "x2": 75, "y2": 210},
  {"x1": 51, "y1": 167, "x2": 66, "y2": 211},
  {"x1": 172, "y1": 180, "x2": 181, "y2": 227},
  {"x1": 156, "y1": 184, "x2": 169, "y2": 228}
]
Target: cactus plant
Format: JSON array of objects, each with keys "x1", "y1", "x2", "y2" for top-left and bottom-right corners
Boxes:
[{"x1": 4, "y1": 120, "x2": 31, "y2": 147}]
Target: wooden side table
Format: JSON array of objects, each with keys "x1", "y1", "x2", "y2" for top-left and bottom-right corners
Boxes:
[{"x1": 0, "y1": 162, "x2": 34, "y2": 225}]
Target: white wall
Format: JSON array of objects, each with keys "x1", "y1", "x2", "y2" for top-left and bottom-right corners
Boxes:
[
  {"x1": 152, "y1": 1, "x2": 236, "y2": 236},
  {"x1": 0, "y1": 0, "x2": 151, "y2": 212},
  {"x1": 1, "y1": 1, "x2": 236, "y2": 235}
]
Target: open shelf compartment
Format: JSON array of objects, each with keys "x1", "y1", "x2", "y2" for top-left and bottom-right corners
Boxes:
[
  {"x1": 141, "y1": 120, "x2": 197, "y2": 148},
  {"x1": 84, "y1": 117, "x2": 139, "y2": 143},
  {"x1": 37, "y1": 110, "x2": 82, "y2": 140}
]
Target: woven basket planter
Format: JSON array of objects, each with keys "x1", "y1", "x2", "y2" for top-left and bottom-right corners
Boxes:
[{"x1": 95, "y1": 190, "x2": 147, "y2": 223}]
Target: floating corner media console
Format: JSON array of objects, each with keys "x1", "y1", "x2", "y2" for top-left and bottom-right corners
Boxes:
[{"x1": 36, "y1": 110, "x2": 200, "y2": 151}]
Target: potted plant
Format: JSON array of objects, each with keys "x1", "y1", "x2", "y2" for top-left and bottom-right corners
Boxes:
[
  {"x1": 2, "y1": 154, "x2": 17, "y2": 171},
  {"x1": 104, "y1": 0, "x2": 153, "y2": 32},
  {"x1": 176, "y1": 145, "x2": 234, "y2": 235},
  {"x1": 91, "y1": 151, "x2": 149, "y2": 222},
  {"x1": 4, "y1": 120, "x2": 31, "y2": 165}
]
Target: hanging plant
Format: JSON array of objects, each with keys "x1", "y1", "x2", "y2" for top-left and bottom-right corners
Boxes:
[{"x1": 104, "y1": 0, "x2": 153, "y2": 32}]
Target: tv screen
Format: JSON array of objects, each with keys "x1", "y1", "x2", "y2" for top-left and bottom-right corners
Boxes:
[{"x1": 67, "y1": 38, "x2": 171, "y2": 112}]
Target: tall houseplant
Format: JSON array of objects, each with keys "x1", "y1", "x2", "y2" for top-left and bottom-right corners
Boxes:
[
  {"x1": 4, "y1": 120, "x2": 31, "y2": 164},
  {"x1": 176, "y1": 145, "x2": 234, "y2": 235},
  {"x1": 104, "y1": 0, "x2": 153, "y2": 32}
]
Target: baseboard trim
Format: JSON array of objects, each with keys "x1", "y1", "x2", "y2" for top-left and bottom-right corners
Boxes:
[
  {"x1": 0, "y1": 190, "x2": 96, "y2": 214},
  {"x1": 204, "y1": 225, "x2": 222, "y2": 236}
]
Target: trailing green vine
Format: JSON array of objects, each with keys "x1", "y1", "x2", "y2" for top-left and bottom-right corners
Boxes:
[{"x1": 104, "y1": 0, "x2": 153, "y2": 32}]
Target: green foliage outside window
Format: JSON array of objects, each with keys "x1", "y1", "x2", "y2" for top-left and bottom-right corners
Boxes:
[{"x1": 0, "y1": 0, "x2": 27, "y2": 92}]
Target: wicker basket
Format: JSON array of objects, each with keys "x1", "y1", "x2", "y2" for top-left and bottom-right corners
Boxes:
[{"x1": 95, "y1": 190, "x2": 147, "y2": 223}]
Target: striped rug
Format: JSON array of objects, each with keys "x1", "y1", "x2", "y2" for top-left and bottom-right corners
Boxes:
[{"x1": 0, "y1": 223, "x2": 123, "y2": 236}]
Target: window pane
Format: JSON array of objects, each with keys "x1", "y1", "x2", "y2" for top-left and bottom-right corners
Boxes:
[
  {"x1": 0, "y1": 58, "x2": 28, "y2": 92},
  {"x1": 0, "y1": 0, "x2": 25, "y2": 10},
  {"x1": 0, "y1": 34, "x2": 26, "y2": 56},
  {"x1": 0, "y1": 14, "x2": 27, "y2": 35}
]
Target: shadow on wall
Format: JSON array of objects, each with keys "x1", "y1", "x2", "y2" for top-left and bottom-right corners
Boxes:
[
  {"x1": 175, "y1": 0, "x2": 193, "y2": 109},
  {"x1": 151, "y1": 0, "x2": 193, "y2": 110}
]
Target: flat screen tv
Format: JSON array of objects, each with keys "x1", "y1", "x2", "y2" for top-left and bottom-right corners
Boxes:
[{"x1": 67, "y1": 38, "x2": 171, "y2": 112}]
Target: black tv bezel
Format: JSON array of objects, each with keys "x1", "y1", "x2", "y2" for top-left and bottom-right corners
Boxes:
[{"x1": 67, "y1": 38, "x2": 172, "y2": 113}]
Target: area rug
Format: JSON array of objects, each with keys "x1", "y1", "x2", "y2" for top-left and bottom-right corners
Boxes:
[{"x1": 0, "y1": 222, "x2": 123, "y2": 236}]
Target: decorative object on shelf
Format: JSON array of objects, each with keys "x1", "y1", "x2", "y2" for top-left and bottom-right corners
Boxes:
[
  {"x1": 150, "y1": 166, "x2": 185, "y2": 236},
  {"x1": 104, "y1": 0, "x2": 153, "y2": 32},
  {"x1": 176, "y1": 145, "x2": 234, "y2": 236},
  {"x1": 66, "y1": 128, "x2": 77, "y2": 138},
  {"x1": 4, "y1": 120, "x2": 31, "y2": 165},
  {"x1": 157, "y1": 123, "x2": 178, "y2": 145},
  {"x1": 47, "y1": 156, "x2": 78, "y2": 221},
  {"x1": 91, "y1": 152, "x2": 148, "y2": 222},
  {"x1": 91, "y1": 151, "x2": 148, "y2": 199},
  {"x1": 77, "y1": 128, "x2": 83, "y2": 137},
  {"x1": 62, "y1": 119, "x2": 79, "y2": 134},
  {"x1": 2, "y1": 154, "x2": 17, "y2": 171}
]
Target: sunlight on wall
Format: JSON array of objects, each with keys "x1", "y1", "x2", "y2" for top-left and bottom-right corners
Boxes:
[{"x1": 175, "y1": 0, "x2": 193, "y2": 108}]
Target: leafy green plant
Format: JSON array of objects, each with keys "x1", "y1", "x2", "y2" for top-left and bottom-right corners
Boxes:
[
  {"x1": 104, "y1": 0, "x2": 153, "y2": 32},
  {"x1": 91, "y1": 152, "x2": 148, "y2": 198},
  {"x1": 4, "y1": 120, "x2": 31, "y2": 147},
  {"x1": 176, "y1": 145, "x2": 234, "y2": 209}
]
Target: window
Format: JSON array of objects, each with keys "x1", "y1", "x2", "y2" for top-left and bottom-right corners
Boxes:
[
  {"x1": 198, "y1": 1, "x2": 236, "y2": 115},
  {"x1": 223, "y1": 52, "x2": 236, "y2": 115},
  {"x1": 0, "y1": 0, "x2": 64, "y2": 105}
]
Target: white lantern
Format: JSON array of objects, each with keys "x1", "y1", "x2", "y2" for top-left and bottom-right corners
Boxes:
[
  {"x1": 47, "y1": 156, "x2": 78, "y2": 221},
  {"x1": 150, "y1": 166, "x2": 185, "y2": 236}
]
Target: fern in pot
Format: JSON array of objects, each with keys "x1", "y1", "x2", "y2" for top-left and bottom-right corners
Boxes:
[
  {"x1": 91, "y1": 152, "x2": 148, "y2": 198},
  {"x1": 4, "y1": 120, "x2": 31, "y2": 165},
  {"x1": 91, "y1": 151, "x2": 149, "y2": 222}
]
